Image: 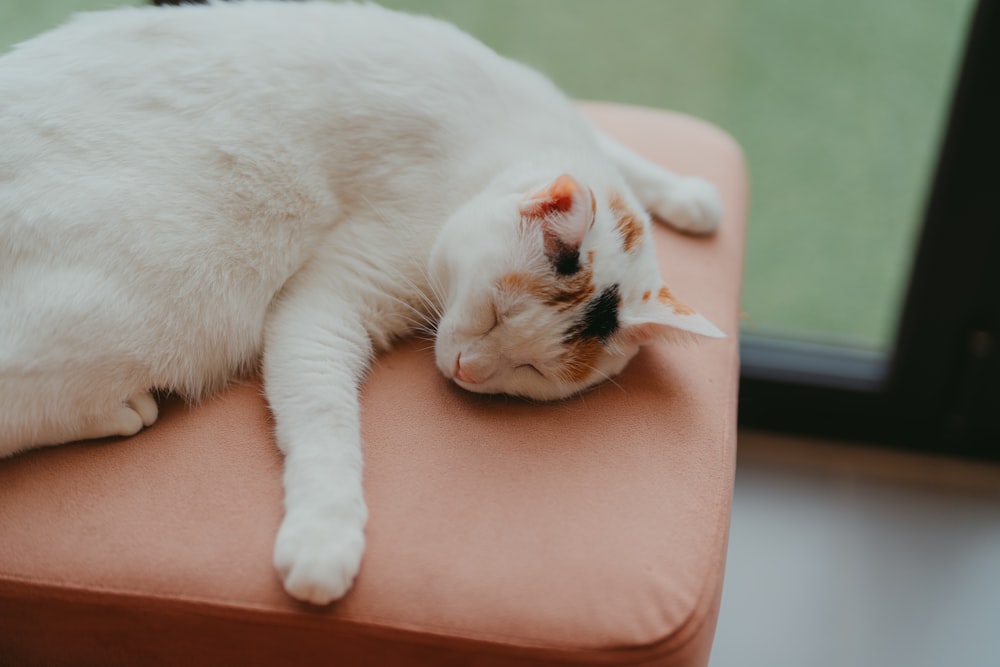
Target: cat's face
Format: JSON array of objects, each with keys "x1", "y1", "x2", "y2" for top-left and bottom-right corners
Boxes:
[{"x1": 430, "y1": 173, "x2": 723, "y2": 401}]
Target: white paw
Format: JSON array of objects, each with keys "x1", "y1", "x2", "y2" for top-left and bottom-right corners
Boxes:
[
  {"x1": 78, "y1": 391, "x2": 159, "y2": 441},
  {"x1": 653, "y1": 177, "x2": 724, "y2": 235},
  {"x1": 273, "y1": 508, "x2": 366, "y2": 605},
  {"x1": 127, "y1": 391, "x2": 159, "y2": 427}
]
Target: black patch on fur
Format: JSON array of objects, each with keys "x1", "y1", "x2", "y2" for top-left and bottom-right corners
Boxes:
[
  {"x1": 549, "y1": 240, "x2": 581, "y2": 276},
  {"x1": 570, "y1": 284, "x2": 620, "y2": 342}
]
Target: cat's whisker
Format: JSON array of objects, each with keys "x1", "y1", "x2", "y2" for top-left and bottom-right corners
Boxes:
[
  {"x1": 583, "y1": 365, "x2": 626, "y2": 393},
  {"x1": 356, "y1": 193, "x2": 446, "y2": 322},
  {"x1": 408, "y1": 286, "x2": 443, "y2": 322},
  {"x1": 375, "y1": 297, "x2": 429, "y2": 325},
  {"x1": 410, "y1": 328, "x2": 438, "y2": 342},
  {"x1": 382, "y1": 266, "x2": 441, "y2": 319},
  {"x1": 553, "y1": 361, "x2": 625, "y2": 395},
  {"x1": 369, "y1": 286, "x2": 438, "y2": 332},
  {"x1": 354, "y1": 197, "x2": 450, "y2": 331},
  {"x1": 398, "y1": 312, "x2": 439, "y2": 336},
  {"x1": 407, "y1": 273, "x2": 445, "y2": 322},
  {"x1": 422, "y1": 269, "x2": 449, "y2": 315}
]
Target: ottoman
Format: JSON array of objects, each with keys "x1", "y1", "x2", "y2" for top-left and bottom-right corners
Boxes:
[{"x1": 0, "y1": 102, "x2": 747, "y2": 666}]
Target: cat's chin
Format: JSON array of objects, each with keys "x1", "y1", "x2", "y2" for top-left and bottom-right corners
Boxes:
[
  {"x1": 449, "y1": 373, "x2": 602, "y2": 403},
  {"x1": 437, "y1": 344, "x2": 638, "y2": 402}
]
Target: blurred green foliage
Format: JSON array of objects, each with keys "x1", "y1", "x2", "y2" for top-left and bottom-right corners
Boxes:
[{"x1": 2, "y1": 0, "x2": 975, "y2": 348}]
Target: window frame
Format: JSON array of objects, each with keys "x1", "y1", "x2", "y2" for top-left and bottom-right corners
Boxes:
[{"x1": 738, "y1": 0, "x2": 1000, "y2": 461}]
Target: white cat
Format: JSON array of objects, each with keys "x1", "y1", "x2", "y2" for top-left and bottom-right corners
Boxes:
[{"x1": 0, "y1": 1, "x2": 724, "y2": 604}]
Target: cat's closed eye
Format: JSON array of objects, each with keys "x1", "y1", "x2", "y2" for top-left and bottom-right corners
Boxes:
[
  {"x1": 516, "y1": 363, "x2": 545, "y2": 378},
  {"x1": 471, "y1": 302, "x2": 499, "y2": 336}
]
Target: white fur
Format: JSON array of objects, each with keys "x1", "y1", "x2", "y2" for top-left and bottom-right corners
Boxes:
[{"x1": 0, "y1": 1, "x2": 723, "y2": 604}]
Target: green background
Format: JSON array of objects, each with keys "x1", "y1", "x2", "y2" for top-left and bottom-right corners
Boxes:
[{"x1": 1, "y1": 0, "x2": 974, "y2": 348}]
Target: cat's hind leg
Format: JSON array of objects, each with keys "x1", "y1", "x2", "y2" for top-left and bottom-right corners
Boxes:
[
  {"x1": 0, "y1": 390, "x2": 159, "y2": 458},
  {"x1": 74, "y1": 391, "x2": 159, "y2": 442},
  {"x1": 595, "y1": 130, "x2": 723, "y2": 234}
]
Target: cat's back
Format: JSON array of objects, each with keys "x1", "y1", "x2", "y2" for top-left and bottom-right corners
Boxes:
[
  {"x1": 0, "y1": 0, "x2": 580, "y2": 198},
  {"x1": 0, "y1": 1, "x2": 595, "y2": 397},
  {"x1": 1, "y1": 1, "x2": 581, "y2": 143},
  {"x1": 0, "y1": 0, "x2": 591, "y2": 260},
  {"x1": 0, "y1": 1, "x2": 516, "y2": 101}
]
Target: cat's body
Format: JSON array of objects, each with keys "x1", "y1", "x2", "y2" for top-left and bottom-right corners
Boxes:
[{"x1": 0, "y1": 1, "x2": 724, "y2": 604}]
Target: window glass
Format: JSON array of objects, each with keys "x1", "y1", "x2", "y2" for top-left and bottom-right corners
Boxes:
[
  {"x1": 1, "y1": 0, "x2": 141, "y2": 51},
  {"x1": 379, "y1": 0, "x2": 974, "y2": 349},
  {"x1": 4, "y1": 0, "x2": 975, "y2": 350}
]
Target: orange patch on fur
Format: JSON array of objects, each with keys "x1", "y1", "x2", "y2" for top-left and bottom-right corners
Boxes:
[
  {"x1": 608, "y1": 189, "x2": 644, "y2": 254},
  {"x1": 609, "y1": 190, "x2": 627, "y2": 212},
  {"x1": 556, "y1": 272, "x2": 595, "y2": 310},
  {"x1": 497, "y1": 253, "x2": 596, "y2": 312},
  {"x1": 559, "y1": 336, "x2": 603, "y2": 384},
  {"x1": 658, "y1": 285, "x2": 696, "y2": 316},
  {"x1": 549, "y1": 173, "x2": 579, "y2": 201},
  {"x1": 523, "y1": 174, "x2": 580, "y2": 219},
  {"x1": 642, "y1": 290, "x2": 652, "y2": 302},
  {"x1": 497, "y1": 272, "x2": 540, "y2": 294},
  {"x1": 615, "y1": 214, "x2": 644, "y2": 254}
]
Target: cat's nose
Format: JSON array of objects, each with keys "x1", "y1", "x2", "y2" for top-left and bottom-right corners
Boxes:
[
  {"x1": 454, "y1": 353, "x2": 491, "y2": 385},
  {"x1": 454, "y1": 354, "x2": 479, "y2": 384}
]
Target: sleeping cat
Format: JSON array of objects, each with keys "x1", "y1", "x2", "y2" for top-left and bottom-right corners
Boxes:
[{"x1": 0, "y1": 0, "x2": 725, "y2": 604}]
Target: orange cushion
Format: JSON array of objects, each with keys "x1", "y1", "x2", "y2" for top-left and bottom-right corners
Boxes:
[{"x1": 0, "y1": 102, "x2": 746, "y2": 666}]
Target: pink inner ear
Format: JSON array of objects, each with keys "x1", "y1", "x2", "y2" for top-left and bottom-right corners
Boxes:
[
  {"x1": 522, "y1": 174, "x2": 583, "y2": 219},
  {"x1": 545, "y1": 174, "x2": 580, "y2": 213},
  {"x1": 520, "y1": 174, "x2": 593, "y2": 259}
]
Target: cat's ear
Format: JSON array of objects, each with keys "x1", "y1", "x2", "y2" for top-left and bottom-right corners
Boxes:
[
  {"x1": 520, "y1": 174, "x2": 594, "y2": 274},
  {"x1": 617, "y1": 284, "x2": 725, "y2": 344}
]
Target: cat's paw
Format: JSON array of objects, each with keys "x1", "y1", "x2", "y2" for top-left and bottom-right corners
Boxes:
[
  {"x1": 273, "y1": 508, "x2": 365, "y2": 605},
  {"x1": 127, "y1": 391, "x2": 159, "y2": 428},
  {"x1": 651, "y1": 177, "x2": 724, "y2": 235},
  {"x1": 79, "y1": 391, "x2": 159, "y2": 441}
]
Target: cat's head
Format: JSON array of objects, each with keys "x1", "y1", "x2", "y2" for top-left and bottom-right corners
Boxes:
[{"x1": 430, "y1": 172, "x2": 724, "y2": 401}]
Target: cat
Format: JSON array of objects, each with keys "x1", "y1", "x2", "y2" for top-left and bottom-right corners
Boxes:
[{"x1": 0, "y1": 0, "x2": 725, "y2": 604}]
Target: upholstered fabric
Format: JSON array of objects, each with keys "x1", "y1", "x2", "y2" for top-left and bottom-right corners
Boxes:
[{"x1": 0, "y1": 102, "x2": 747, "y2": 666}]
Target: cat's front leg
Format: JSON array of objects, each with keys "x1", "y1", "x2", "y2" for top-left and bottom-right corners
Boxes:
[
  {"x1": 263, "y1": 271, "x2": 373, "y2": 605},
  {"x1": 595, "y1": 130, "x2": 723, "y2": 234}
]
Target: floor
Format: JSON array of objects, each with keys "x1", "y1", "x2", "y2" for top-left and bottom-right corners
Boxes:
[{"x1": 712, "y1": 431, "x2": 1000, "y2": 667}]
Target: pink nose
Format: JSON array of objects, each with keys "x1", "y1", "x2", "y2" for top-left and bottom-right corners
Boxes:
[{"x1": 454, "y1": 354, "x2": 480, "y2": 384}]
